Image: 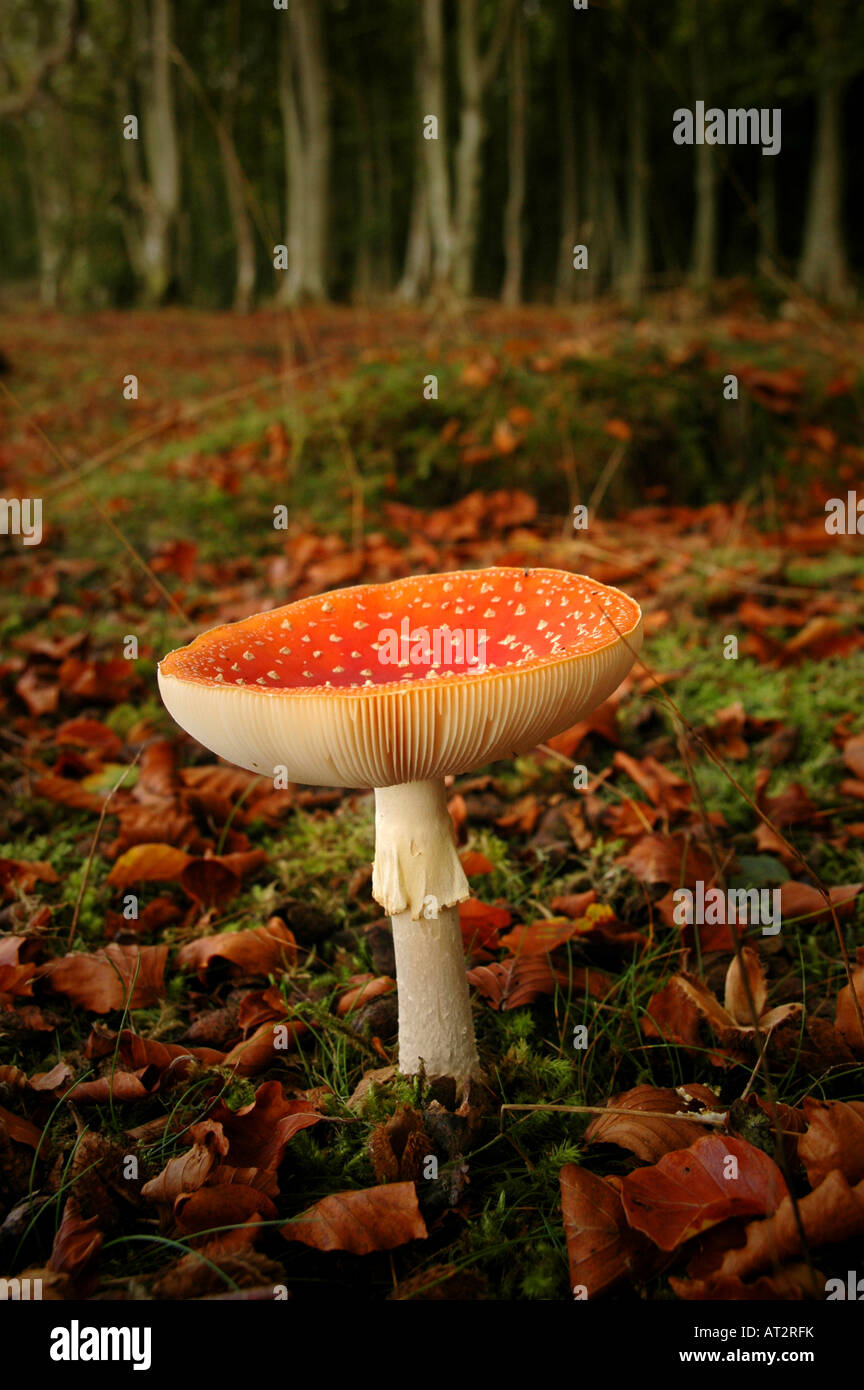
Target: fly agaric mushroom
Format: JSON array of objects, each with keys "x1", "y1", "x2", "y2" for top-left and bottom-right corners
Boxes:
[{"x1": 158, "y1": 567, "x2": 642, "y2": 1087}]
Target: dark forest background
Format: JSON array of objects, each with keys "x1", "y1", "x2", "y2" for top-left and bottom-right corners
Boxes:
[{"x1": 1, "y1": 0, "x2": 862, "y2": 312}]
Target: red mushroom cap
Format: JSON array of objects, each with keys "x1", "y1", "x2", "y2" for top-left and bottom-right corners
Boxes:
[{"x1": 158, "y1": 567, "x2": 642, "y2": 787}]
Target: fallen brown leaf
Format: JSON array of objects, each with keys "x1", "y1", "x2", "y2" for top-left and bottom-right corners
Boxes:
[
  {"x1": 584, "y1": 1085, "x2": 723, "y2": 1163},
  {"x1": 620, "y1": 1134, "x2": 788, "y2": 1250},
  {"x1": 283, "y1": 1182, "x2": 427, "y2": 1254},
  {"x1": 713, "y1": 1169, "x2": 864, "y2": 1281},
  {"x1": 44, "y1": 944, "x2": 168, "y2": 1012},
  {"x1": 177, "y1": 920, "x2": 297, "y2": 981},
  {"x1": 798, "y1": 1098, "x2": 864, "y2": 1188},
  {"x1": 559, "y1": 1164, "x2": 655, "y2": 1298}
]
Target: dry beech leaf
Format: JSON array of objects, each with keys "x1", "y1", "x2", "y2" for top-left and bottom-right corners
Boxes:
[
  {"x1": 714, "y1": 1170, "x2": 864, "y2": 1282},
  {"x1": 32, "y1": 773, "x2": 104, "y2": 813},
  {"x1": 835, "y1": 966, "x2": 864, "y2": 1052},
  {"x1": 180, "y1": 859, "x2": 241, "y2": 909},
  {"x1": 467, "y1": 957, "x2": 610, "y2": 1010},
  {"x1": 0, "y1": 857, "x2": 59, "y2": 895},
  {"x1": 0, "y1": 1106, "x2": 42, "y2": 1147},
  {"x1": 174, "y1": 1183, "x2": 278, "y2": 1236},
  {"x1": 459, "y1": 851, "x2": 493, "y2": 876},
  {"x1": 106, "y1": 843, "x2": 192, "y2": 890},
  {"x1": 798, "y1": 1099, "x2": 864, "y2": 1188},
  {"x1": 620, "y1": 1134, "x2": 788, "y2": 1250},
  {"x1": 559, "y1": 1164, "x2": 654, "y2": 1298},
  {"x1": 141, "y1": 1125, "x2": 228, "y2": 1207},
  {"x1": 48, "y1": 1198, "x2": 102, "y2": 1277},
  {"x1": 618, "y1": 834, "x2": 717, "y2": 887},
  {"x1": 584, "y1": 1085, "x2": 722, "y2": 1163},
  {"x1": 780, "y1": 880, "x2": 862, "y2": 926},
  {"x1": 208, "y1": 1080, "x2": 323, "y2": 1169},
  {"x1": 44, "y1": 944, "x2": 168, "y2": 1012},
  {"x1": 724, "y1": 948, "x2": 767, "y2": 1021},
  {"x1": 549, "y1": 889, "x2": 597, "y2": 919},
  {"x1": 336, "y1": 975, "x2": 395, "y2": 1017},
  {"x1": 149, "y1": 1233, "x2": 282, "y2": 1301},
  {"x1": 89, "y1": 1028, "x2": 224, "y2": 1072},
  {"x1": 670, "y1": 1263, "x2": 824, "y2": 1301},
  {"x1": 71, "y1": 1072, "x2": 155, "y2": 1104},
  {"x1": 498, "y1": 919, "x2": 578, "y2": 956},
  {"x1": 283, "y1": 1182, "x2": 427, "y2": 1254},
  {"x1": 458, "y1": 899, "x2": 511, "y2": 950},
  {"x1": 223, "y1": 1020, "x2": 308, "y2": 1075},
  {"x1": 177, "y1": 921, "x2": 297, "y2": 980},
  {"x1": 643, "y1": 950, "x2": 801, "y2": 1065}
]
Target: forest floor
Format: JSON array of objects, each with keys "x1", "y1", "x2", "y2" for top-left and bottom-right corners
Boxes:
[{"x1": 1, "y1": 296, "x2": 863, "y2": 1301}]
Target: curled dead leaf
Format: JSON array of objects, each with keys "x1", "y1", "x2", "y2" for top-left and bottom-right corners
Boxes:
[
  {"x1": 584, "y1": 1085, "x2": 723, "y2": 1163},
  {"x1": 177, "y1": 920, "x2": 297, "y2": 981},
  {"x1": 799, "y1": 1098, "x2": 864, "y2": 1188},
  {"x1": 283, "y1": 1182, "x2": 427, "y2": 1254}
]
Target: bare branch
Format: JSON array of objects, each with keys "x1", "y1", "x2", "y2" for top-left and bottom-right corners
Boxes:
[{"x1": 0, "y1": 0, "x2": 82, "y2": 120}]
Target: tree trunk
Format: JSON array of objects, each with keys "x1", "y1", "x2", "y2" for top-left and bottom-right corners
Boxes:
[
  {"x1": 353, "y1": 92, "x2": 375, "y2": 300},
  {"x1": 453, "y1": 1, "x2": 484, "y2": 299},
  {"x1": 500, "y1": 7, "x2": 525, "y2": 305},
  {"x1": 620, "y1": 54, "x2": 648, "y2": 302},
  {"x1": 218, "y1": 9, "x2": 256, "y2": 313},
  {"x1": 217, "y1": 124, "x2": 256, "y2": 312},
  {"x1": 689, "y1": 32, "x2": 716, "y2": 288},
  {"x1": 374, "y1": 87, "x2": 393, "y2": 292},
  {"x1": 555, "y1": 9, "x2": 577, "y2": 304},
  {"x1": 582, "y1": 86, "x2": 606, "y2": 297},
  {"x1": 453, "y1": 0, "x2": 514, "y2": 298},
  {"x1": 138, "y1": 0, "x2": 180, "y2": 304},
  {"x1": 420, "y1": 0, "x2": 451, "y2": 292},
  {"x1": 798, "y1": 76, "x2": 851, "y2": 305},
  {"x1": 395, "y1": 148, "x2": 431, "y2": 302},
  {"x1": 277, "y1": 18, "x2": 305, "y2": 304},
  {"x1": 293, "y1": 0, "x2": 330, "y2": 300},
  {"x1": 28, "y1": 165, "x2": 65, "y2": 308}
]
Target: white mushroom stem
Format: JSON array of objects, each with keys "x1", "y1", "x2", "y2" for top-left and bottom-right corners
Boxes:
[{"x1": 372, "y1": 780, "x2": 480, "y2": 1086}]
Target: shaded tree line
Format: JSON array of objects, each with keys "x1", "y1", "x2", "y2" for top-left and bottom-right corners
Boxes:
[{"x1": 1, "y1": 0, "x2": 862, "y2": 310}]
